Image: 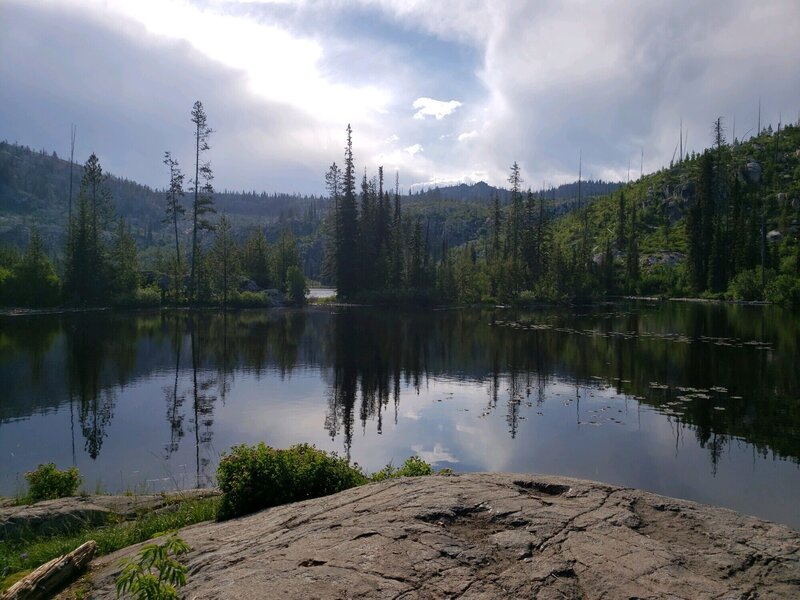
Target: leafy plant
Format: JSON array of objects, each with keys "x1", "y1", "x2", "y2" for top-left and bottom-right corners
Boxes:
[
  {"x1": 24, "y1": 463, "x2": 82, "y2": 502},
  {"x1": 370, "y1": 456, "x2": 434, "y2": 482},
  {"x1": 216, "y1": 443, "x2": 367, "y2": 519},
  {"x1": 765, "y1": 274, "x2": 800, "y2": 308},
  {"x1": 115, "y1": 534, "x2": 191, "y2": 600},
  {"x1": 726, "y1": 268, "x2": 765, "y2": 301}
]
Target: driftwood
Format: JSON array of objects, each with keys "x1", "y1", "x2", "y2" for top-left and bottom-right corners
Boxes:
[{"x1": 1, "y1": 540, "x2": 97, "y2": 600}]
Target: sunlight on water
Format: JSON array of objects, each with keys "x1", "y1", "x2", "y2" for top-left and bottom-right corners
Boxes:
[{"x1": 1, "y1": 303, "x2": 798, "y2": 526}]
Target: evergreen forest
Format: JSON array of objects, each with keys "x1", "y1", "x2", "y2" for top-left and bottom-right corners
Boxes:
[{"x1": 1, "y1": 105, "x2": 799, "y2": 309}]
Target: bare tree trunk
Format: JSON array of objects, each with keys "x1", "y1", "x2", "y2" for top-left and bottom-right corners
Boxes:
[{"x1": 1, "y1": 541, "x2": 96, "y2": 600}]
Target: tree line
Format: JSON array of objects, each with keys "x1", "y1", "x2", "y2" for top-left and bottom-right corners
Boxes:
[
  {"x1": 2, "y1": 116, "x2": 798, "y2": 308},
  {"x1": 323, "y1": 120, "x2": 799, "y2": 306},
  {"x1": 0, "y1": 101, "x2": 306, "y2": 308}
]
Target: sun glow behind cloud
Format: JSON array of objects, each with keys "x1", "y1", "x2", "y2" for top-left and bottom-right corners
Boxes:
[
  {"x1": 82, "y1": 0, "x2": 389, "y2": 122},
  {"x1": 4, "y1": 0, "x2": 800, "y2": 193}
]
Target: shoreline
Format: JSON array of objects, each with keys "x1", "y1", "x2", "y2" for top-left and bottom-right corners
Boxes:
[{"x1": 0, "y1": 295, "x2": 782, "y2": 317}]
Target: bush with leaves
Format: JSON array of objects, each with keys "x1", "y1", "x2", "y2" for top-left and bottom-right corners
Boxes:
[
  {"x1": 370, "y1": 456, "x2": 434, "y2": 482},
  {"x1": 115, "y1": 534, "x2": 191, "y2": 600},
  {"x1": 24, "y1": 463, "x2": 82, "y2": 502},
  {"x1": 726, "y1": 268, "x2": 765, "y2": 301},
  {"x1": 216, "y1": 443, "x2": 367, "y2": 519},
  {"x1": 765, "y1": 274, "x2": 800, "y2": 308},
  {"x1": 285, "y1": 265, "x2": 307, "y2": 306}
]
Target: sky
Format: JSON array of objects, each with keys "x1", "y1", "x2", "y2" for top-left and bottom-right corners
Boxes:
[{"x1": 1, "y1": 0, "x2": 799, "y2": 195}]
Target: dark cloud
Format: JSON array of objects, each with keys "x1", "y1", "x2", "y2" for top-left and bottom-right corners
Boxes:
[{"x1": 0, "y1": 1, "x2": 329, "y2": 193}]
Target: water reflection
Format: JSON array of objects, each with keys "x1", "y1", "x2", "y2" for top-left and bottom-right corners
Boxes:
[{"x1": 0, "y1": 303, "x2": 798, "y2": 524}]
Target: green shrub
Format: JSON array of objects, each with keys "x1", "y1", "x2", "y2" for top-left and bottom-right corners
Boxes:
[
  {"x1": 134, "y1": 286, "x2": 162, "y2": 307},
  {"x1": 285, "y1": 266, "x2": 307, "y2": 306},
  {"x1": 370, "y1": 456, "x2": 434, "y2": 482},
  {"x1": 113, "y1": 286, "x2": 162, "y2": 308},
  {"x1": 726, "y1": 268, "x2": 765, "y2": 301},
  {"x1": 765, "y1": 274, "x2": 800, "y2": 308},
  {"x1": 115, "y1": 534, "x2": 191, "y2": 600},
  {"x1": 229, "y1": 291, "x2": 272, "y2": 308},
  {"x1": 24, "y1": 463, "x2": 82, "y2": 502},
  {"x1": 638, "y1": 265, "x2": 682, "y2": 297},
  {"x1": 216, "y1": 443, "x2": 367, "y2": 519}
]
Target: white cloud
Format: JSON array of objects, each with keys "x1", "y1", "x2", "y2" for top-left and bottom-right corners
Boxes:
[
  {"x1": 457, "y1": 130, "x2": 478, "y2": 142},
  {"x1": 369, "y1": 1, "x2": 800, "y2": 186},
  {"x1": 4, "y1": 0, "x2": 800, "y2": 193},
  {"x1": 412, "y1": 97, "x2": 463, "y2": 120},
  {"x1": 411, "y1": 443, "x2": 459, "y2": 465}
]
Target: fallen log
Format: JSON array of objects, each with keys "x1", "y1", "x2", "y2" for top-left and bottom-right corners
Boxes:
[{"x1": 1, "y1": 540, "x2": 97, "y2": 600}]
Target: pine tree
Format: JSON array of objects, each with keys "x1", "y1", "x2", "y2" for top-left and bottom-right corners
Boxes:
[
  {"x1": 507, "y1": 162, "x2": 523, "y2": 290},
  {"x1": 434, "y1": 239, "x2": 451, "y2": 301},
  {"x1": 189, "y1": 101, "x2": 215, "y2": 304},
  {"x1": 535, "y1": 190, "x2": 552, "y2": 286},
  {"x1": 242, "y1": 229, "x2": 272, "y2": 288},
  {"x1": 110, "y1": 219, "x2": 139, "y2": 301},
  {"x1": 358, "y1": 170, "x2": 375, "y2": 289},
  {"x1": 322, "y1": 162, "x2": 341, "y2": 286},
  {"x1": 274, "y1": 228, "x2": 300, "y2": 291},
  {"x1": 13, "y1": 228, "x2": 60, "y2": 306},
  {"x1": 64, "y1": 153, "x2": 112, "y2": 305},
  {"x1": 522, "y1": 189, "x2": 537, "y2": 285},
  {"x1": 408, "y1": 218, "x2": 423, "y2": 288},
  {"x1": 163, "y1": 151, "x2": 185, "y2": 302},
  {"x1": 211, "y1": 214, "x2": 238, "y2": 308},
  {"x1": 337, "y1": 125, "x2": 359, "y2": 298},
  {"x1": 389, "y1": 173, "x2": 404, "y2": 289},
  {"x1": 616, "y1": 190, "x2": 626, "y2": 250},
  {"x1": 626, "y1": 196, "x2": 640, "y2": 289},
  {"x1": 489, "y1": 193, "x2": 502, "y2": 297}
]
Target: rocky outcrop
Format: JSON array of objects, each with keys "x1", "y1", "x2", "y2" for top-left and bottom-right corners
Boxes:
[
  {"x1": 0, "y1": 489, "x2": 219, "y2": 539},
  {"x1": 64, "y1": 473, "x2": 799, "y2": 599},
  {"x1": 0, "y1": 498, "x2": 110, "y2": 539}
]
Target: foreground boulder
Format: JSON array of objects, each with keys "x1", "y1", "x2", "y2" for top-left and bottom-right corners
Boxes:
[{"x1": 66, "y1": 473, "x2": 799, "y2": 599}]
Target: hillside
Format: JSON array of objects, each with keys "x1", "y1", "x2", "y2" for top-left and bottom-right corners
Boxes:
[
  {"x1": 0, "y1": 141, "x2": 325, "y2": 256},
  {"x1": 0, "y1": 140, "x2": 618, "y2": 282},
  {"x1": 554, "y1": 123, "x2": 800, "y2": 299}
]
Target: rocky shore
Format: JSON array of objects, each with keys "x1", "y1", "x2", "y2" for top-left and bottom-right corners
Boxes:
[{"x1": 56, "y1": 473, "x2": 799, "y2": 599}]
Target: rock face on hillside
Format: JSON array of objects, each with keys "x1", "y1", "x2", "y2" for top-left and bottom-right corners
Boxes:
[{"x1": 67, "y1": 474, "x2": 799, "y2": 599}]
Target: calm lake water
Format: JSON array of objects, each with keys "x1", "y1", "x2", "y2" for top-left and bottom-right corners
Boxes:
[{"x1": 1, "y1": 303, "x2": 799, "y2": 528}]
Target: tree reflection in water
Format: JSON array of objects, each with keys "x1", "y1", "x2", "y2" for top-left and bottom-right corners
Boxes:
[{"x1": 0, "y1": 302, "x2": 798, "y2": 481}]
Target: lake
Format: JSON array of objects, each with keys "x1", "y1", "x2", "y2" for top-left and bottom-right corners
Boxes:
[{"x1": 1, "y1": 302, "x2": 798, "y2": 528}]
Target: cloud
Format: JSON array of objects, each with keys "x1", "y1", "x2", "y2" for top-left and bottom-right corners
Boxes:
[
  {"x1": 370, "y1": 0, "x2": 800, "y2": 186},
  {"x1": 411, "y1": 443, "x2": 459, "y2": 465},
  {"x1": 2, "y1": 0, "x2": 799, "y2": 194},
  {"x1": 412, "y1": 97, "x2": 463, "y2": 120}
]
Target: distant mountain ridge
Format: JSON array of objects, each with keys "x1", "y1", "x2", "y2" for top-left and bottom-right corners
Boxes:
[
  {"x1": 0, "y1": 140, "x2": 621, "y2": 250},
  {"x1": 411, "y1": 179, "x2": 622, "y2": 205}
]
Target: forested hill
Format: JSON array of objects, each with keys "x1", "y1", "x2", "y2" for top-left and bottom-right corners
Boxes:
[
  {"x1": 0, "y1": 141, "x2": 324, "y2": 249},
  {"x1": 0, "y1": 140, "x2": 618, "y2": 257},
  {"x1": 554, "y1": 121, "x2": 800, "y2": 301}
]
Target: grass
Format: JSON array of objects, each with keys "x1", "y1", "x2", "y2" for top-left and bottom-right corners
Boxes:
[{"x1": 0, "y1": 497, "x2": 220, "y2": 592}]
